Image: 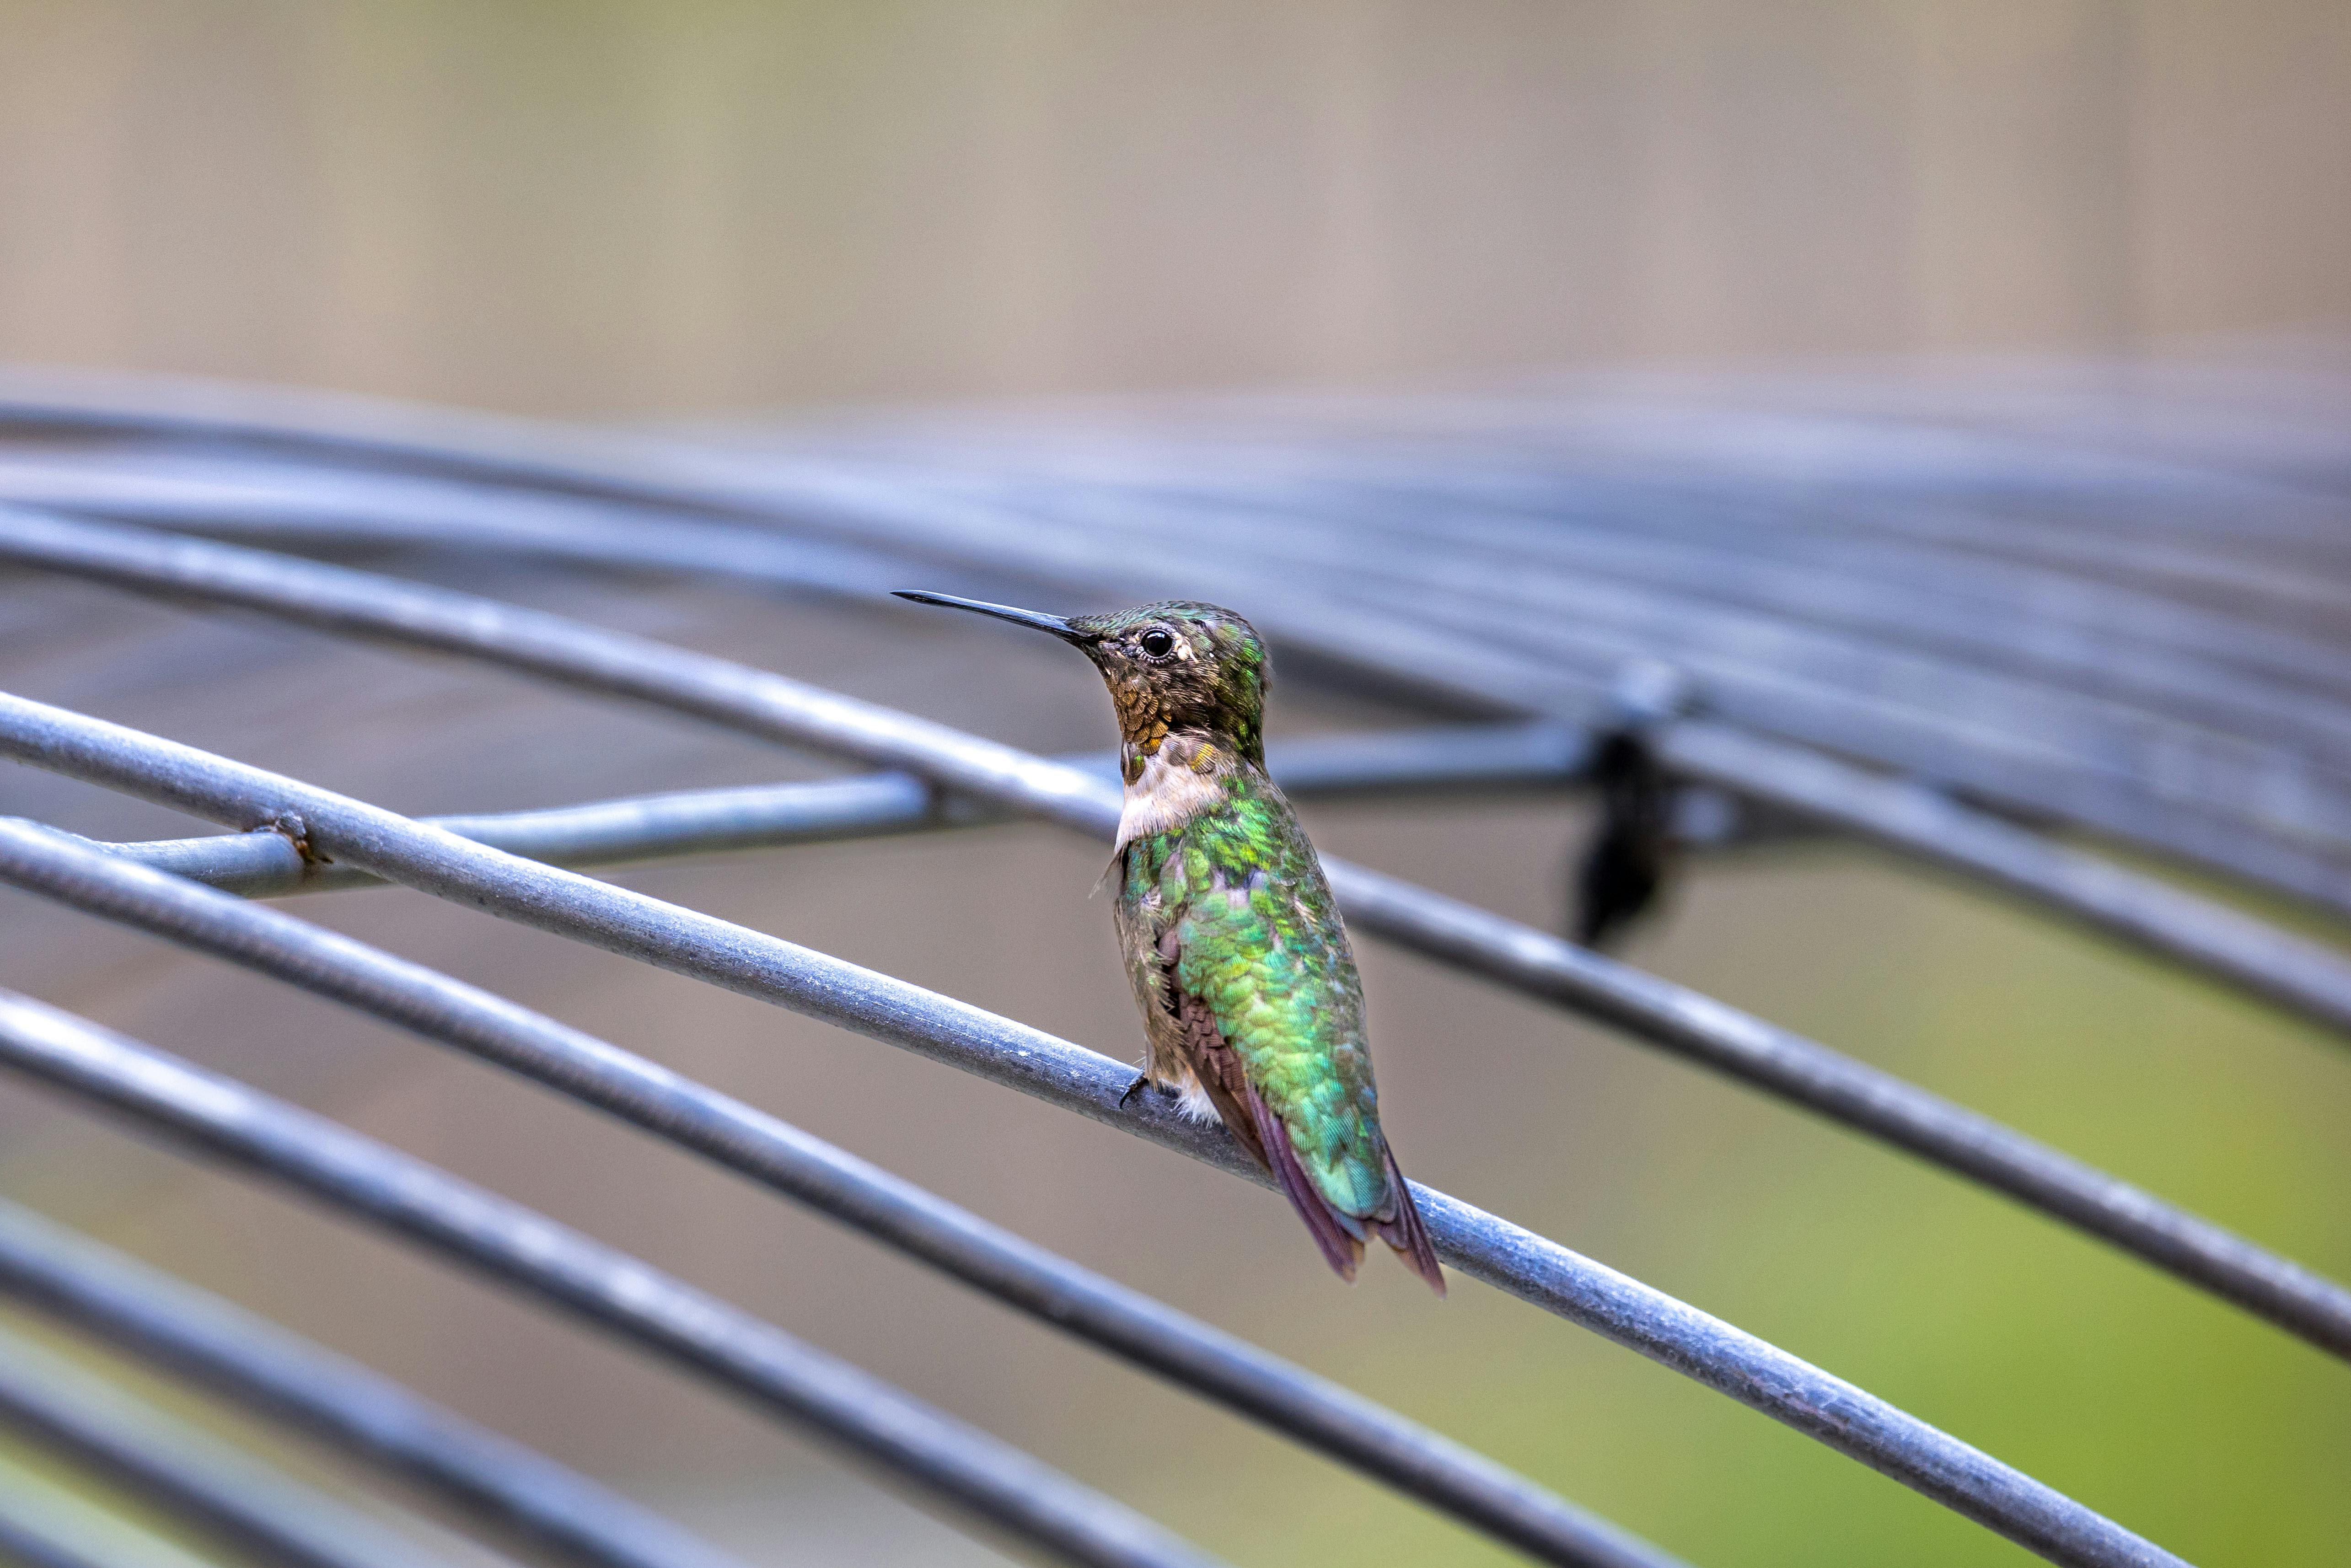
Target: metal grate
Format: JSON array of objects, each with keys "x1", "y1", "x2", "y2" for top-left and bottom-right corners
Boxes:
[{"x1": 0, "y1": 364, "x2": 2345, "y2": 1568}]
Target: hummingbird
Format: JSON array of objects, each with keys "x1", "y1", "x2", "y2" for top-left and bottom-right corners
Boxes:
[{"x1": 896, "y1": 591, "x2": 1444, "y2": 1292}]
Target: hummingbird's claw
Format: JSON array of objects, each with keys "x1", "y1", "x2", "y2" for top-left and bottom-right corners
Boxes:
[{"x1": 1118, "y1": 1073, "x2": 1151, "y2": 1109}]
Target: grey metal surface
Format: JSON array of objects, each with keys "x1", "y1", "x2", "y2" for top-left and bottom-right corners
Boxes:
[
  {"x1": 0, "y1": 1324, "x2": 464, "y2": 1568},
  {"x1": 0, "y1": 1512, "x2": 117, "y2": 1568},
  {"x1": 0, "y1": 820, "x2": 1681, "y2": 1568},
  {"x1": 0, "y1": 362, "x2": 2339, "y2": 1568},
  {"x1": 0, "y1": 1197, "x2": 749, "y2": 1568},
  {"x1": 0, "y1": 990, "x2": 1231, "y2": 1568},
  {"x1": 81, "y1": 720, "x2": 1594, "y2": 898},
  {"x1": 11, "y1": 488, "x2": 2349, "y2": 1047},
  {"x1": 0, "y1": 691, "x2": 2193, "y2": 1568},
  {"x1": 7, "y1": 517, "x2": 2343, "y2": 1367},
  {"x1": 4, "y1": 366, "x2": 2344, "y2": 920}
]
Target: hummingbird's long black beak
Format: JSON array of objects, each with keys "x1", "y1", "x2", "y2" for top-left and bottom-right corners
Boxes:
[{"x1": 893, "y1": 590, "x2": 1099, "y2": 644}]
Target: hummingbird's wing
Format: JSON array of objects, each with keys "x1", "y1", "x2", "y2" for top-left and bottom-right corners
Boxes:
[
  {"x1": 1159, "y1": 935, "x2": 1364, "y2": 1280},
  {"x1": 1143, "y1": 793, "x2": 1444, "y2": 1293}
]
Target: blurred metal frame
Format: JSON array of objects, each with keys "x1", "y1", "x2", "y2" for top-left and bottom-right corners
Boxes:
[
  {"x1": 0, "y1": 691, "x2": 2194, "y2": 1568},
  {"x1": 0, "y1": 991, "x2": 1231, "y2": 1568},
  {"x1": 0, "y1": 1509, "x2": 118, "y2": 1568},
  {"x1": 0, "y1": 1197, "x2": 752, "y2": 1568},
  {"x1": 3, "y1": 367, "x2": 2339, "y2": 1568},
  {"x1": 0, "y1": 1324, "x2": 465, "y2": 1568},
  {"x1": 0, "y1": 820, "x2": 1680, "y2": 1568},
  {"x1": 3, "y1": 368, "x2": 2343, "y2": 919},
  {"x1": 8, "y1": 462, "x2": 2351, "y2": 1032},
  {"x1": 5, "y1": 519, "x2": 2344, "y2": 1372}
]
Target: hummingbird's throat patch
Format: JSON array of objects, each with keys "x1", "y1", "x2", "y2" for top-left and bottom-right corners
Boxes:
[{"x1": 1115, "y1": 732, "x2": 1232, "y2": 848}]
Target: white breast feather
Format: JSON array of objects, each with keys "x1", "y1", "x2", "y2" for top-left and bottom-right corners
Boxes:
[{"x1": 1115, "y1": 746, "x2": 1227, "y2": 848}]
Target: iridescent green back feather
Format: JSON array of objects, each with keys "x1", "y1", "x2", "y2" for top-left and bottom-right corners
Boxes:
[{"x1": 1121, "y1": 770, "x2": 1392, "y2": 1220}]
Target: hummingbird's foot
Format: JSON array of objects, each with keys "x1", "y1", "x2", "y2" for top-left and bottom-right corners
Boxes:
[{"x1": 1117, "y1": 1073, "x2": 1151, "y2": 1109}]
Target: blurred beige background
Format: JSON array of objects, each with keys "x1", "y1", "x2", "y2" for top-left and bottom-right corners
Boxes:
[
  {"x1": 0, "y1": 5, "x2": 2347, "y2": 1568},
  {"x1": 0, "y1": 1, "x2": 2347, "y2": 413}
]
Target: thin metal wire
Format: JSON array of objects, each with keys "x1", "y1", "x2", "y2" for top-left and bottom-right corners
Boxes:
[
  {"x1": 937, "y1": 463, "x2": 2351, "y2": 810},
  {"x1": 0, "y1": 691, "x2": 2192, "y2": 1568},
  {"x1": 0, "y1": 1197, "x2": 750, "y2": 1568},
  {"x1": 25, "y1": 411, "x2": 2351, "y2": 701},
  {"x1": 7, "y1": 374, "x2": 2347, "y2": 918},
  {"x1": 79, "y1": 721, "x2": 1594, "y2": 898},
  {"x1": 907, "y1": 445, "x2": 2351, "y2": 714},
  {"x1": 81, "y1": 707, "x2": 2351, "y2": 1064},
  {"x1": 12, "y1": 497, "x2": 2349, "y2": 1031},
  {"x1": 17, "y1": 427, "x2": 2351, "y2": 922},
  {"x1": 0, "y1": 820, "x2": 1685, "y2": 1568},
  {"x1": 0, "y1": 1325, "x2": 459, "y2": 1568},
  {"x1": 21, "y1": 448, "x2": 2346, "y2": 758},
  {"x1": 782, "y1": 466, "x2": 2351, "y2": 918},
  {"x1": 6, "y1": 517, "x2": 2345, "y2": 1361},
  {"x1": 0, "y1": 992, "x2": 1229, "y2": 1568}
]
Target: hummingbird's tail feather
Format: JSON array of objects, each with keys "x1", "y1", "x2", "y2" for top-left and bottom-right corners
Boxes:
[
  {"x1": 1372, "y1": 1148, "x2": 1447, "y2": 1296},
  {"x1": 1170, "y1": 979, "x2": 1420, "y2": 1288},
  {"x1": 1246, "y1": 1085, "x2": 1367, "y2": 1283}
]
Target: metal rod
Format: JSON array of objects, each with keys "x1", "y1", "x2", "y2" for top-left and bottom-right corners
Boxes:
[
  {"x1": 11, "y1": 448, "x2": 2347, "y2": 920},
  {"x1": 18, "y1": 495, "x2": 2342, "y2": 1010},
  {"x1": 0, "y1": 821, "x2": 1682, "y2": 1568},
  {"x1": 0, "y1": 1511, "x2": 117, "y2": 1568},
  {"x1": 778, "y1": 467, "x2": 2351, "y2": 918},
  {"x1": 0, "y1": 693, "x2": 2191, "y2": 1568},
  {"x1": 3, "y1": 515, "x2": 2345, "y2": 1350},
  {"x1": 0, "y1": 1197, "x2": 748, "y2": 1568},
  {"x1": 0, "y1": 1325, "x2": 462, "y2": 1568},
  {"x1": 5, "y1": 507, "x2": 2346, "y2": 1052},
  {"x1": 7, "y1": 378, "x2": 2347, "y2": 913},
  {"x1": 58, "y1": 769, "x2": 2351, "y2": 1369},
  {"x1": 0, "y1": 363, "x2": 2336, "y2": 563},
  {"x1": 0, "y1": 993, "x2": 1227, "y2": 1568},
  {"x1": 91, "y1": 780, "x2": 2332, "y2": 1363},
  {"x1": 942, "y1": 460, "x2": 2351, "y2": 780},
  {"x1": 0, "y1": 1446, "x2": 222, "y2": 1568},
  {"x1": 81, "y1": 720, "x2": 1594, "y2": 898},
  {"x1": 880, "y1": 441, "x2": 2351, "y2": 700},
  {"x1": 22, "y1": 446, "x2": 2345, "y2": 805}
]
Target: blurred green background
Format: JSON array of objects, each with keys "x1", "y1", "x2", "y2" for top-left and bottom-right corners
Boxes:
[{"x1": 0, "y1": 5, "x2": 2346, "y2": 1567}]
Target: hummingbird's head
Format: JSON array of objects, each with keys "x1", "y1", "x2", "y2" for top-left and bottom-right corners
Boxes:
[{"x1": 894, "y1": 591, "x2": 1269, "y2": 770}]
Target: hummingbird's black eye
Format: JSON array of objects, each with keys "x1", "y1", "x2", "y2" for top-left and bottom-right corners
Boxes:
[{"x1": 1138, "y1": 628, "x2": 1177, "y2": 658}]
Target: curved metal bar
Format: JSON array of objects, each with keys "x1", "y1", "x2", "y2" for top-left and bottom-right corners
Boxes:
[
  {"x1": 0, "y1": 1198, "x2": 748, "y2": 1568},
  {"x1": 17, "y1": 454, "x2": 2348, "y2": 939},
  {"x1": 0, "y1": 1511, "x2": 116, "y2": 1568},
  {"x1": 864, "y1": 428, "x2": 2351, "y2": 672},
  {"x1": 80, "y1": 775, "x2": 2338, "y2": 1378},
  {"x1": 8, "y1": 373, "x2": 2347, "y2": 886},
  {"x1": 3, "y1": 516, "x2": 2346, "y2": 1351},
  {"x1": 1, "y1": 363, "x2": 2337, "y2": 553},
  {"x1": 1654, "y1": 723, "x2": 2351, "y2": 1020},
  {"x1": 0, "y1": 693, "x2": 2196, "y2": 1568},
  {"x1": 1180, "y1": 487, "x2": 2351, "y2": 792},
  {"x1": 768, "y1": 467, "x2": 2351, "y2": 917},
  {"x1": 1249, "y1": 549, "x2": 2351, "y2": 858},
  {"x1": 0, "y1": 446, "x2": 925, "y2": 602},
  {"x1": 0, "y1": 822, "x2": 1680, "y2": 1568},
  {"x1": 0, "y1": 1325, "x2": 458, "y2": 1568},
  {"x1": 13, "y1": 449, "x2": 2347, "y2": 752},
  {"x1": 96, "y1": 775, "x2": 962, "y2": 897},
  {"x1": 77, "y1": 720, "x2": 1591, "y2": 898},
  {"x1": 11, "y1": 440, "x2": 2348, "y2": 922},
  {"x1": 928, "y1": 457, "x2": 2351, "y2": 770},
  {"x1": 0, "y1": 993, "x2": 1228, "y2": 1568}
]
